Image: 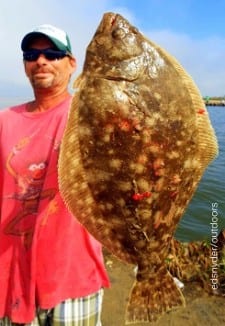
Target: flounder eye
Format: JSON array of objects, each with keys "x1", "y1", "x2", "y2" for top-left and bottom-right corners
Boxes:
[
  {"x1": 132, "y1": 27, "x2": 139, "y2": 34},
  {"x1": 112, "y1": 28, "x2": 126, "y2": 39}
]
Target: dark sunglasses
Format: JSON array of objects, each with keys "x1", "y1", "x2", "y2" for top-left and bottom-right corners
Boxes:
[{"x1": 23, "y1": 48, "x2": 70, "y2": 62}]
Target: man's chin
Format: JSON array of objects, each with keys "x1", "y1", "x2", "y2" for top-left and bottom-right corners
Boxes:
[{"x1": 32, "y1": 80, "x2": 53, "y2": 88}]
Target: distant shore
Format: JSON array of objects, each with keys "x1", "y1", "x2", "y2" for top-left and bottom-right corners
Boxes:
[
  {"x1": 204, "y1": 99, "x2": 225, "y2": 106},
  {"x1": 1, "y1": 98, "x2": 225, "y2": 108}
]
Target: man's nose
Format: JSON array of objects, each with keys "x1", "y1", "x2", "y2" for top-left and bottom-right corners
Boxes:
[{"x1": 36, "y1": 54, "x2": 48, "y2": 64}]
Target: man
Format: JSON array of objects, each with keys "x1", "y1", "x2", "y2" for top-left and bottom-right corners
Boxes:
[{"x1": 0, "y1": 24, "x2": 110, "y2": 326}]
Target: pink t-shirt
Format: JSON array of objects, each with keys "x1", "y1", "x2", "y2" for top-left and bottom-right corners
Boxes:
[{"x1": 0, "y1": 97, "x2": 110, "y2": 323}]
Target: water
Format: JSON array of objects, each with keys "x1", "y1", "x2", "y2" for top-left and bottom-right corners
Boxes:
[
  {"x1": 176, "y1": 106, "x2": 225, "y2": 242},
  {"x1": 0, "y1": 100, "x2": 224, "y2": 243}
]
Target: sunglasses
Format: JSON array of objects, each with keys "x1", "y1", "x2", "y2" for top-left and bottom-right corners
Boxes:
[{"x1": 23, "y1": 48, "x2": 70, "y2": 62}]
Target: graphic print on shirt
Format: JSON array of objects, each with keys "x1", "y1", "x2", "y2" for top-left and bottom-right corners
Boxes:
[{"x1": 4, "y1": 135, "x2": 58, "y2": 249}]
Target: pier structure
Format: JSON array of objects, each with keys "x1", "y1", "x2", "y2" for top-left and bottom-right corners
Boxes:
[{"x1": 204, "y1": 99, "x2": 225, "y2": 106}]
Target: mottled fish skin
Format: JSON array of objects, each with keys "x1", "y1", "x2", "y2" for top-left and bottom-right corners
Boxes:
[{"x1": 58, "y1": 12, "x2": 218, "y2": 324}]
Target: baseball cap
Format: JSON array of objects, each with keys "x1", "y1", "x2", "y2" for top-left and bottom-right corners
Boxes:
[{"x1": 21, "y1": 24, "x2": 72, "y2": 54}]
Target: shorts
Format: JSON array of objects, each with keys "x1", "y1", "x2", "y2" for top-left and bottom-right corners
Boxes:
[{"x1": 0, "y1": 289, "x2": 103, "y2": 326}]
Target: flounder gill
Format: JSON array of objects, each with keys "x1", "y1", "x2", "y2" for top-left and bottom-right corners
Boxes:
[{"x1": 58, "y1": 12, "x2": 218, "y2": 324}]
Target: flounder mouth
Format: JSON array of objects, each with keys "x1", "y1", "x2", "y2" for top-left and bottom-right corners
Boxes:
[{"x1": 99, "y1": 12, "x2": 118, "y2": 32}]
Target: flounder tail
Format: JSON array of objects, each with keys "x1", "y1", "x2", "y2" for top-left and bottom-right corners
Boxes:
[{"x1": 125, "y1": 269, "x2": 185, "y2": 324}]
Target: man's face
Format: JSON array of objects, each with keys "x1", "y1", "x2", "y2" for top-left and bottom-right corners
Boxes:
[{"x1": 23, "y1": 37, "x2": 76, "y2": 90}]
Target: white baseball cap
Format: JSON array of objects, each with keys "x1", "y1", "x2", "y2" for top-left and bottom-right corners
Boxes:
[{"x1": 21, "y1": 24, "x2": 72, "y2": 54}]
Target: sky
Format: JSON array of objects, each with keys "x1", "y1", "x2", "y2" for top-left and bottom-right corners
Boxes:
[{"x1": 1, "y1": 0, "x2": 225, "y2": 106}]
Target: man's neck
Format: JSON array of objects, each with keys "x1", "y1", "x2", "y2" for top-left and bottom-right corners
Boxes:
[{"x1": 27, "y1": 89, "x2": 71, "y2": 112}]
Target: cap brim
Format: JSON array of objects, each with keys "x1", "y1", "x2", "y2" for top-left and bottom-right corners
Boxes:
[{"x1": 21, "y1": 32, "x2": 70, "y2": 53}]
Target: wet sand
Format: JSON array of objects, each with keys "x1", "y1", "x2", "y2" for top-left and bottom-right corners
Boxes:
[{"x1": 102, "y1": 253, "x2": 225, "y2": 326}]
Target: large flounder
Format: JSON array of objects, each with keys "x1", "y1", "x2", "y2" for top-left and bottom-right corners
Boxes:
[{"x1": 58, "y1": 12, "x2": 218, "y2": 324}]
